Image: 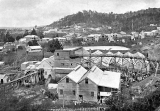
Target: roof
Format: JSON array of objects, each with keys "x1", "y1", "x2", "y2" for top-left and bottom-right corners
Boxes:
[
  {"x1": 133, "y1": 52, "x2": 145, "y2": 58},
  {"x1": 92, "y1": 50, "x2": 103, "y2": 55},
  {"x1": 86, "y1": 66, "x2": 104, "y2": 84},
  {"x1": 79, "y1": 66, "x2": 103, "y2": 84},
  {"x1": 106, "y1": 51, "x2": 113, "y2": 55},
  {"x1": 21, "y1": 62, "x2": 29, "y2": 65},
  {"x1": 83, "y1": 46, "x2": 130, "y2": 51},
  {"x1": 0, "y1": 74, "x2": 6, "y2": 79},
  {"x1": 0, "y1": 46, "x2": 3, "y2": 50},
  {"x1": 64, "y1": 46, "x2": 130, "y2": 51},
  {"x1": 24, "y1": 35, "x2": 39, "y2": 38},
  {"x1": 115, "y1": 51, "x2": 123, "y2": 56},
  {"x1": 67, "y1": 65, "x2": 87, "y2": 83},
  {"x1": 91, "y1": 50, "x2": 103, "y2": 63},
  {"x1": 59, "y1": 65, "x2": 87, "y2": 83},
  {"x1": 79, "y1": 66, "x2": 121, "y2": 89},
  {"x1": 0, "y1": 61, "x2": 4, "y2": 65},
  {"x1": 26, "y1": 65, "x2": 36, "y2": 70},
  {"x1": 40, "y1": 57, "x2": 54, "y2": 67},
  {"x1": 63, "y1": 47, "x2": 82, "y2": 51},
  {"x1": 29, "y1": 46, "x2": 42, "y2": 49},
  {"x1": 99, "y1": 71, "x2": 121, "y2": 89},
  {"x1": 124, "y1": 52, "x2": 133, "y2": 57}
]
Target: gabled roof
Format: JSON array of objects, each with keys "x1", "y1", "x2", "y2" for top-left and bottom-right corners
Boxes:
[
  {"x1": 91, "y1": 50, "x2": 103, "y2": 64},
  {"x1": 58, "y1": 65, "x2": 87, "y2": 83},
  {"x1": 115, "y1": 51, "x2": 123, "y2": 56},
  {"x1": 0, "y1": 74, "x2": 6, "y2": 79},
  {"x1": 37, "y1": 57, "x2": 54, "y2": 68},
  {"x1": 79, "y1": 66, "x2": 103, "y2": 84},
  {"x1": 133, "y1": 52, "x2": 145, "y2": 58},
  {"x1": 124, "y1": 52, "x2": 133, "y2": 57},
  {"x1": 92, "y1": 50, "x2": 103, "y2": 55},
  {"x1": 106, "y1": 51, "x2": 113, "y2": 55}
]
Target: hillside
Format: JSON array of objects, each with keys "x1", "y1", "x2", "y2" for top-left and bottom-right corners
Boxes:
[{"x1": 47, "y1": 8, "x2": 160, "y2": 32}]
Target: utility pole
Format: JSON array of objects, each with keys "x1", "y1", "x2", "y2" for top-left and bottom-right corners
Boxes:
[
  {"x1": 89, "y1": 49, "x2": 91, "y2": 69},
  {"x1": 42, "y1": 47, "x2": 44, "y2": 59},
  {"x1": 62, "y1": 85, "x2": 65, "y2": 108}
]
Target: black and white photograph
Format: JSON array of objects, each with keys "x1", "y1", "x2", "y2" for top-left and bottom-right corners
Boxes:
[{"x1": 0, "y1": 0, "x2": 160, "y2": 111}]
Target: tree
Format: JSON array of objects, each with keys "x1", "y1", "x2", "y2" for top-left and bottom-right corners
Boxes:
[
  {"x1": 48, "y1": 39, "x2": 63, "y2": 53},
  {"x1": 32, "y1": 38, "x2": 39, "y2": 46},
  {"x1": 0, "y1": 31, "x2": 5, "y2": 42},
  {"x1": 39, "y1": 31, "x2": 44, "y2": 39},
  {"x1": 27, "y1": 41, "x2": 33, "y2": 46},
  {"x1": 23, "y1": 30, "x2": 29, "y2": 37},
  {"x1": 5, "y1": 31, "x2": 11, "y2": 41},
  {"x1": 31, "y1": 28, "x2": 37, "y2": 35},
  {"x1": 16, "y1": 36, "x2": 22, "y2": 41},
  {"x1": 7, "y1": 36, "x2": 15, "y2": 42},
  {"x1": 27, "y1": 39, "x2": 39, "y2": 46}
]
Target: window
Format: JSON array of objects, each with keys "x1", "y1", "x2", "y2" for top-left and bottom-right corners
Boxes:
[
  {"x1": 73, "y1": 90, "x2": 76, "y2": 95},
  {"x1": 60, "y1": 89, "x2": 63, "y2": 95},
  {"x1": 85, "y1": 79, "x2": 88, "y2": 84},
  {"x1": 66, "y1": 78, "x2": 69, "y2": 83},
  {"x1": 91, "y1": 92, "x2": 94, "y2": 97},
  {"x1": 61, "y1": 63, "x2": 65, "y2": 66},
  {"x1": 71, "y1": 63, "x2": 73, "y2": 66},
  {"x1": 57, "y1": 53, "x2": 59, "y2": 56}
]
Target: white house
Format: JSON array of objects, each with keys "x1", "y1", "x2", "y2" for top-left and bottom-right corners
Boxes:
[
  {"x1": 0, "y1": 46, "x2": 3, "y2": 52},
  {"x1": 26, "y1": 46, "x2": 42, "y2": 52},
  {"x1": 54, "y1": 37, "x2": 67, "y2": 44},
  {"x1": 36, "y1": 57, "x2": 55, "y2": 79},
  {"x1": 21, "y1": 61, "x2": 39, "y2": 71},
  {"x1": 42, "y1": 38, "x2": 53, "y2": 42},
  {"x1": 85, "y1": 34, "x2": 101, "y2": 42},
  {"x1": 24, "y1": 35, "x2": 40, "y2": 42},
  {"x1": 0, "y1": 74, "x2": 8, "y2": 84}
]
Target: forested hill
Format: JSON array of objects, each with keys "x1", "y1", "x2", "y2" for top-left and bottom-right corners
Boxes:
[{"x1": 48, "y1": 8, "x2": 160, "y2": 32}]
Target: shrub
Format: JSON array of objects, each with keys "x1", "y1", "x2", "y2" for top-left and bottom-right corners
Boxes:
[
  {"x1": 17, "y1": 46, "x2": 23, "y2": 50},
  {"x1": 44, "y1": 91, "x2": 58, "y2": 100}
]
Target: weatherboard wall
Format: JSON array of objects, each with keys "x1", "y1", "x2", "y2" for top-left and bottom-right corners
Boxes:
[
  {"x1": 58, "y1": 77, "x2": 78, "y2": 101},
  {"x1": 78, "y1": 79, "x2": 98, "y2": 102}
]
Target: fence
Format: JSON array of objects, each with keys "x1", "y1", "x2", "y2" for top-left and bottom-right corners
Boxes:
[{"x1": 48, "y1": 107, "x2": 108, "y2": 111}]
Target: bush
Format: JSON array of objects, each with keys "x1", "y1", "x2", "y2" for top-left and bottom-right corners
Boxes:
[
  {"x1": 17, "y1": 46, "x2": 23, "y2": 50},
  {"x1": 44, "y1": 91, "x2": 58, "y2": 100}
]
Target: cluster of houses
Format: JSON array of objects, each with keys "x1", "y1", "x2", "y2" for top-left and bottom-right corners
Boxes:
[
  {"x1": 0, "y1": 44, "x2": 152, "y2": 102},
  {"x1": 20, "y1": 46, "x2": 149, "y2": 84}
]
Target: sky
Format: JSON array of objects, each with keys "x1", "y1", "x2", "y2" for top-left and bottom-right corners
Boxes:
[{"x1": 0, "y1": 0, "x2": 160, "y2": 27}]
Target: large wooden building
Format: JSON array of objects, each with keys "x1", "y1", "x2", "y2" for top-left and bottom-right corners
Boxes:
[
  {"x1": 58, "y1": 65, "x2": 121, "y2": 102},
  {"x1": 58, "y1": 65, "x2": 87, "y2": 100}
]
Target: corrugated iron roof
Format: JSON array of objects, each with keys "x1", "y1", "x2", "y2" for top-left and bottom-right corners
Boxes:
[
  {"x1": 80, "y1": 66, "x2": 103, "y2": 84},
  {"x1": 133, "y1": 52, "x2": 145, "y2": 58},
  {"x1": 99, "y1": 71, "x2": 121, "y2": 89},
  {"x1": 66, "y1": 65, "x2": 87, "y2": 83},
  {"x1": 79, "y1": 66, "x2": 121, "y2": 89}
]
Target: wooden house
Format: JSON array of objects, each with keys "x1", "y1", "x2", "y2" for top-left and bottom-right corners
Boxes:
[
  {"x1": 78, "y1": 66, "x2": 103, "y2": 102},
  {"x1": 58, "y1": 65, "x2": 87, "y2": 100},
  {"x1": 58, "y1": 65, "x2": 121, "y2": 102},
  {"x1": 54, "y1": 47, "x2": 89, "y2": 68},
  {"x1": 78, "y1": 66, "x2": 121, "y2": 102}
]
